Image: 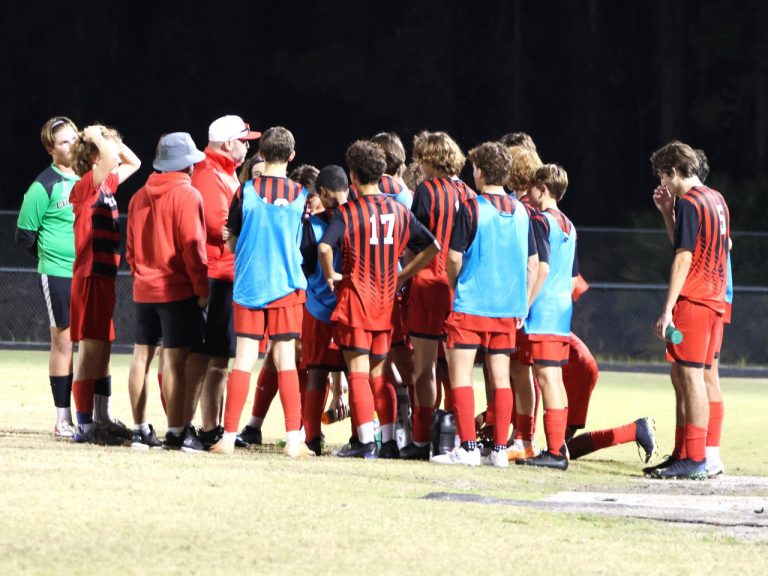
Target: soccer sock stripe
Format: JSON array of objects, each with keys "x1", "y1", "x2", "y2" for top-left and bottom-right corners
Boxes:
[
  {"x1": 223, "y1": 370, "x2": 251, "y2": 433},
  {"x1": 451, "y1": 386, "x2": 476, "y2": 443},
  {"x1": 706, "y1": 401, "x2": 724, "y2": 447},
  {"x1": 348, "y1": 372, "x2": 375, "y2": 436},
  {"x1": 543, "y1": 408, "x2": 568, "y2": 455},
  {"x1": 277, "y1": 370, "x2": 302, "y2": 433},
  {"x1": 492, "y1": 388, "x2": 512, "y2": 447},
  {"x1": 685, "y1": 423, "x2": 707, "y2": 462},
  {"x1": 72, "y1": 379, "x2": 95, "y2": 425},
  {"x1": 251, "y1": 366, "x2": 278, "y2": 419},
  {"x1": 371, "y1": 374, "x2": 397, "y2": 426}
]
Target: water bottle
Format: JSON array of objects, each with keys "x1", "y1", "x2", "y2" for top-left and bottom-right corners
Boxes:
[
  {"x1": 321, "y1": 407, "x2": 349, "y2": 425},
  {"x1": 665, "y1": 323, "x2": 683, "y2": 344},
  {"x1": 373, "y1": 411, "x2": 382, "y2": 449}
]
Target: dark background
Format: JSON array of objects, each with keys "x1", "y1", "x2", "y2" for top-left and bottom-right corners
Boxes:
[{"x1": 2, "y1": 0, "x2": 767, "y2": 230}]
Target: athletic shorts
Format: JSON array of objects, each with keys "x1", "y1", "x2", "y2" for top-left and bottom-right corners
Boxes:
[
  {"x1": 515, "y1": 331, "x2": 570, "y2": 366},
  {"x1": 335, "y1": 324, "x2": 391, "y2": 360},
  {"x1": 193, "y1": 278, "x2": 235, "y2": 358},
  {"x1": 404, "y1": 278, "x2": 450, "y2": 339},
  {"x1": 135, "y1": 297, "x2": 204, "y2": 349},
  {"x1": 70, "y1": 275, "x2": 115, "y2": 343},
  {"x1": 234, "y1": 302, "x2": 303, "y2": 341},
  {"x1": 390, "y1": 294, "x2": 411, "y2": 349},
  {"x1": 712, "y1": 316, "x2": 725, "y2": 360},
  {"x1": 444, "y1": 312, "x2": 517, "y2": 354},
  {"x1": 39, "y1": 274, "x2": 71, "y2": 328},
  {"x1": 301, "y1": 311, "x2": 344, "y2": 371},
  {"x1": 666, "y1": 299, "x2": 721, "y2": 369}
]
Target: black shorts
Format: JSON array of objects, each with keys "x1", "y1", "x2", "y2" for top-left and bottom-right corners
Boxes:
[
  {"x1": 39, "y1": 274, "x2": 71, "y2": 328},
  {"x1": 192, "y1": 278, "x2": 235, "y2": 358},
  {"x1": 134, "y1": 298, "x2": 204, "y2": 349}
]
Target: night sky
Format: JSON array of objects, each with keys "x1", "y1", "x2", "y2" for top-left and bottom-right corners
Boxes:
[{"x1": 2, "y1": 0, "x2": 767, "y2": 230}]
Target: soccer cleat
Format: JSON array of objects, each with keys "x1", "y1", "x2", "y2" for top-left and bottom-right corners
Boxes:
[
  {"x1": 208, "y1": 437, "x2": 235, "y2": 455},
  {"x1": 306, "y1": 436, "x2": 323, "y2": 456},
  {"x1": 239, "y1": 425, "x2": 262, "y2": 446},
  {"x1": 706, "y1": 459, "x2": 725, "y2": 478},
  {"x1": 516, "y1": 450, "x2": 568, "y2": 471},
  {"x1": 482, "y1": 448, "x2": 509, "y2": 468},
  {"x1": 54, "y1": 419, "x2": 76, "y2": 438},
  {"x1": 399, "y1": 442, "x2": 431, "y2": 461},
  {"x1": 131, "y1": 425, "x2": 162, "y2": 450},
  {"x1": 642, "y1": 455, "x2": 678, "y2": 476},
  {"x1": 507, "y1": 444, "x2": 537, "y2": 462},
  {"x1": 197, "y1": 426, "x2": 223, "y2": 450},
  {"x1": 73, "y1": 423, "x2": 127, "y2": 446},
  {"x1": 378, "y1": 439, "x2": 400, "y2": 459},
  {"x1": 649, "y1": 458, "x2": 707, "y2": 480},
  {"x1": 335, "y1": 440, "x2": 378, "y2": 459},
  {"x1": 430, "y1": 446, "x2": 481, "y2": 466},
  {"x1": 163, "y1": 428, "x2": 205, "y2": 453},
  {"x1": 100, "y1": 418, "x2": 133, "y2": 440},
  {"x1": 284, "y1": 439, "x2": 316, "y2": 458},
  {"x1": 634, "y1": 417, "x2": 657, "y2": 463}
]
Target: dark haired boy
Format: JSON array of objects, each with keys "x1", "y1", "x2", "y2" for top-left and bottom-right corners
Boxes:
[
  {"x1": 211, "y1": 126, "x2": 311, "y2": 457},
  {"x1": 318, "y1": 141, "x2": 438, "y2": 458}
]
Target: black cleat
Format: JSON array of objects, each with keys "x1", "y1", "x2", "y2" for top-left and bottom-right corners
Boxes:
[
  {"x1": 306, "y1": 436, "x2": 323, "y2": 456},
  {"x1": 634, "y1": 417, "x2": 657, "y2": 463},
  {"x1": 131, "y1": 425, "x2": 162, "y2": 450},
  {"x1": 100, "y1": 418, "x2": 133, "y2": 440},
  {"x1": 649, "y1": 458, "x2": 707, "y2": 480},
  {"x1": 336, "y1": 440, "x2": 377, "y2": 459},
  {"x1": 239, "y1": 425, "x2": 262, "y2": 446},
  {"x1": 378, "y1": 439, "x2": 400, "y2": 459},
  {"x1": 642, "y1": 454, "x2": 678, "y2": 476},
  {"x1": 73, "y1": 423, "x2": 127, "y2": 446},
  {"x1": 399, "y1": 442, "x2": 430, "y2": 461},
  {"x1": 163, "y1": 427, "x2": 205, "y2": 453},
  {"x1": 197, "y1": 425, "x2": 223, "y2": 450},
  {"x1": 516, "y1": 449, "x2": 569, "y2": 470}
]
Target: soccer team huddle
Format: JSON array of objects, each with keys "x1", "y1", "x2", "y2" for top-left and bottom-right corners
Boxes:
[{"x1": 16, "y1": 115, "x2": 732, "y2": 479}]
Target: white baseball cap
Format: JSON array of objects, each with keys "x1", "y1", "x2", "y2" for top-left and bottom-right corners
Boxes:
[{"x1": 208, "y1": 115, "x2": 261, "y2": 142}]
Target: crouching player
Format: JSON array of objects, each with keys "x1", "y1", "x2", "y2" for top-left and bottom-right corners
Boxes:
[
  {"x1": 319, "y1": 140, "x2": 438, "y2": 458},
  {"x1": 516, "y1": 164, "x2": 577, "y2": 471},
  {"x1": 433, "y1": 142, "x2": 536, "y2": 467},
  {"x1": 300, "y1": 165, "x2": 350, "y2": 455}
]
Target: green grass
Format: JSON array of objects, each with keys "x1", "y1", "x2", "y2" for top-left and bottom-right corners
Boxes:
[{"x1": 1, "y1": 350, "x2": 766, "y2": 575}]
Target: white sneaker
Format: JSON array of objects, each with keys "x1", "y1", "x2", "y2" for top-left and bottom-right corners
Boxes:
[
  {"x1": 430, "y1": 446, "x2": 481, "y2": 466},
  {"x1": 54, "y1": 419, "x2": 76, "y2": 438},
  {"x1": 482, "y1": 448, "x2": 509, "y2": 468},
  {"x1": 706, "y1": 459, "x2": 725, "y2": 477}
]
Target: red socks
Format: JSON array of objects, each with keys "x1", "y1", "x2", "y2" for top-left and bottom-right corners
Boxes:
[
  {"x1": 707, "y1": 401, "x2": 724, "y2": 447},
  {"x1": 251, "y1": 366, "x2": 278, "y2": 418},
  {"x1": 372, "y1": 375, "x2": 397, "y2": 426},
  {"x1": 303, "y1": 387, "x2": 326, "y2": 441},
  {"x1": 451, "y1": 386, "x2": 475, "y2": 443},
  {"x1": 685, "y1": 424, "x2": 707, "y2": 462},
  {"x1": 492, "y1": 388, "x2": 512, "y2": 447},
  {"x1": 278, "y1": 370, "x2": 302, "y2": 433},
  {"x1": 223, "y1": 370, "x2": 251, "y2": 433},
  {"x1": 672, "y1": 425, "x2": 687, "y2": 459},
  {"x1": 72, "y1": 379, "x2": 95, "y2": 419},
  {"x1": 542, "y1": 408, "x2": 568, "y2": 455},
  {"x1": 515, "y1": 414, "x2": 535, "y2": 442},
  {"x1": 348, "y1": 372, "x2": 374, "y2": 430},
  {"x1": 412, "y1": 406, "x2": 432, "y2": 444},
  {"x1": 568, "y1": 421, "x2": 637, "y2": 459}
]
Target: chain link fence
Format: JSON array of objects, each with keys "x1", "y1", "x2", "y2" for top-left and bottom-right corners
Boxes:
[{"x1": 1, "y1": 211, "x2": 766, "y2": 368}]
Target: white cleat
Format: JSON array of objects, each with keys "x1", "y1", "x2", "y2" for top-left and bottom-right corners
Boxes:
[
  {"x1": 54, "y1": 419, "x2": 76, "y2": 438},
  {"x1": 482, "y1": 448, "x2": 509, "y2": 468},
  {"x1": 430, "y1": 446, "x2": 481, "y2": 466}
]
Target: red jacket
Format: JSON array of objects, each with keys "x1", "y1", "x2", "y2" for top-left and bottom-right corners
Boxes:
[
  {"x1": 127, "y1": 172, "x2": 209, "y2": 303},
  {"x1": 191, "y1": 147, "x2": 240, "y2": 282}
]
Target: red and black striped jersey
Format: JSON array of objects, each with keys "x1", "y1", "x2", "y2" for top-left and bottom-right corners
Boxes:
[
  {"x1": 228, "y1": 176, "x2": 305, "y2": 236},
  {"x1": 674, "y1": 185, "x2": 730, "y2": 312},
  {"x1": 321, "y1": 194, "x2": 435, "y2": 330},
  {"x1": 71, "y1": 171, "x2": 120, "y2": 278},
  {"x1": 378, "y1": 175, "x2": 403, "y2": 195},
  {"x1": 411, "y1": 177, "x2": 475, "y2": 282}
]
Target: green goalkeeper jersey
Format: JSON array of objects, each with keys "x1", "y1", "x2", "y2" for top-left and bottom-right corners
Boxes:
[{"x1": 16, "y1": 165, "x2": 79, "y2": 277}]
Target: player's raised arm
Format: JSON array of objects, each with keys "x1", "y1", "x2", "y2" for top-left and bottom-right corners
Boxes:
[{"x1": 116, "y1": 142, "x2": 141, "y2": 184}]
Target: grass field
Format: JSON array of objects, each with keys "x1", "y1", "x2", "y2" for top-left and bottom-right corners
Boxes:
[{"x1": 1, "y1": 350, "x2": 766, "y2": 575}]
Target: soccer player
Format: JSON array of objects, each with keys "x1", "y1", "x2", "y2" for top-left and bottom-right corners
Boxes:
[
  {"x1": 646, "y1": 144, "x2": 731, "y2": 479},
  {"x1": 68, "y1": 124, "x2": 141, "y2": 444},
  {"x1": 15, "y1": 117, "x2": 80, "y2": 438},
  {"x1": 126, "y1": 132, "x2": 209, "y2": 451},
  {"x1": 400, "y1": 131, "x2": 475, "y2": 460},
  {"x1": 185, "y1": 115, "x2": 261, "y2": 449},
  {"x1": 515, "y1": 164, "x2": 577, "y2": 471},
  {"x1": 300, "y1": 165, "x2": 350, "y2": 455},
  {"x1": 319, "y1": 140, "x2": 438, "y2": 458},
  {"x1": 210, "y1": 126, "x2": 311, "y2": 457},
  {"x1": 499, "y1": 131, "x2": 537, "y2": 153},
  {"x1": 432, "y1": 142, "x2": 536, "y2": 467}
]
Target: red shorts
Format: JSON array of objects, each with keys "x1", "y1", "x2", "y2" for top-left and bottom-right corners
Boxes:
[
  {"x1": 515, "y1": 331, "x2": 570, "y2": 366},
  {"x1": 404, "y1": 278, "x2": 451, "y2": 339},
  {"x1": 445, "y1": 312, "x2": 517, "y2": 354},
  {"x1": 390, "y1": 295, "x2": 411, "y2": 349},
  {"x1": 336, "y1": 324, "x2": 391, "y2": 360},
  {"x1": 70, "y1": 275, "x2": 115, "y2": 342},
  {"x1": 666, "y1": 299, "x2": 721, "y2": 368},
  {"x1": 301, "y1": 311, "x2": 344, "y2": 370},
  {"x1": 234, "y1": 302, "x2": 303, "y2": 341}
]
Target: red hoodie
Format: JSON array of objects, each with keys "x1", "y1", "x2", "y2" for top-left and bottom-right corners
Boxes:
[
  {"x1": 191, "y1": 147, "x2": 240, "y2": 282},
  {"x1": 127, "y1": 172, "x2": 209, "y2": 303}
]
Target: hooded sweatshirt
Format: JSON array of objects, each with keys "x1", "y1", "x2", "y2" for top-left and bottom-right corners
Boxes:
[
  {"x1": 126, "y1": 172, "x2": 209, "y2": 303},
  {"x1": 191, "y1": 147, "x2": 240, "y2": 282}
]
